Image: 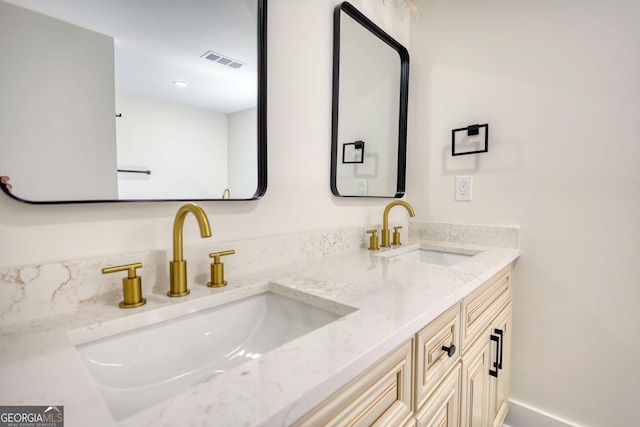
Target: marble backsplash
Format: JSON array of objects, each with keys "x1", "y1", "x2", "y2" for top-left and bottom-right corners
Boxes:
[
  {"x1": 409, "y1": 221, "x2": 520, "y2": 249},
  {"x1": 0, "y1": 224, "x2": 381, "y2": 326},
  {"x1": 0, "y1": 221, "x2": 519, "y2": 326}
]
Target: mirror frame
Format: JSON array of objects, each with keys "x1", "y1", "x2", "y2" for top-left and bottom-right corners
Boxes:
[
  {"x1": 330, "y1": 2, "x2": 409, "y2": 198},
  {"x1": 0, "y1": 0, "x2": 268, "y2": 204}
]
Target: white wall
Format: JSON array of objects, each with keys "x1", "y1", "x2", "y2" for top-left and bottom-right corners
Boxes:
[
  {"x1": 0, "y1": 1, "x2": 118, "y2": 201},
  {"x1": 0, "y1": 0, "x2": 410, "y2": 269},
  {"x1": 115, "y1": 91, "x2": 228, "y2": 199},
  {"x1": 227, "y1": 108, "x2": 258, "y2": 198},
  {"x1": 408, "y1": 1, "x2": 640, "y2": 426}
]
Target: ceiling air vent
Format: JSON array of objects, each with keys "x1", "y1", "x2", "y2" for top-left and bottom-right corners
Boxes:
[{"x1": 201, "y1": 51, "x2": 244, "y2": 69}]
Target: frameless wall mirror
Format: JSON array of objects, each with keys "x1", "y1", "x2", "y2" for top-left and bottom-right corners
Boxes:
[
  {"x1": 331, "y1": 2, "x2": 409, "y2": 198},
  {"x1": 0, "y1": 0, "x2": 267, "y2": 203}
]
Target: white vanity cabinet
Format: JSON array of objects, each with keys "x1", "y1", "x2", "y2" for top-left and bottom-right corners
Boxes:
[
  {"x1": 295, "y1": 264, "x2": 513, "y2": 427},
  {"x1": 460, "y1": 266, "x2": 512, "y2": 427}
]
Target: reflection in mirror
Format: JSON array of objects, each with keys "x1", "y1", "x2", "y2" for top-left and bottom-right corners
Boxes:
[
  {"x1": 330, "y1": 2, "x2": 409, "y2": 198},
  {"x1": 0, "y1": 0, "x2": 266, "y2": 203}
]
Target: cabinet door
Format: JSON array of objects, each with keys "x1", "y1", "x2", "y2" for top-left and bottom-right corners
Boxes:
[
  {"x1": 415, "y1": 363, "x2": 461, "y2": 427},
  {"x1": 461, "y1": 304, "x2": 512, "y2": 427},
  {"x1": 293, "y1": 339, "x2": 414, "y2": 427},
  {"x1": 489, "y1": 304, "x2": 512, "y2": 427},
  {"x1": 461, "y1": 328, "x2": 492, "y2": 427}
]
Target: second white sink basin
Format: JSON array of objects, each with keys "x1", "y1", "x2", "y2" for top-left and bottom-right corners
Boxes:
[
  {"x1": 378, "y1": 244, "x2": 482, "y2": 266},
  {"x1": 393, "y1": 248, "x2": 473, "y2": 266},
  {"x1": 73, "y1": 287, "x2": 354, "y2": 421}
]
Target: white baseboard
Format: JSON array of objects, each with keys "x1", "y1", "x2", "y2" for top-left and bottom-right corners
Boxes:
[{"x1": 504, "y1": 399, "x2": 582, "y2": 427}]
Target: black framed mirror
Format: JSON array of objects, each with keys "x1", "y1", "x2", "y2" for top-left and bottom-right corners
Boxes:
[
  {"x1": 330, "y1": 2, "x2": 409, "y2": 198},
  {"x1": 0, "y1": 0, "x2": 267, "y2": 204}
]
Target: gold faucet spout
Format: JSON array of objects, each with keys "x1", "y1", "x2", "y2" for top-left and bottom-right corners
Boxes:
[
  {"x1": 169, "y1": 203, "x2": 212, "y2": 297},
  {"x1": 172, "y1": 203, "x2": 212, "y2": 261},
  {"x1": 381, "y1": 200, "x2": 415, "y2": 247}
]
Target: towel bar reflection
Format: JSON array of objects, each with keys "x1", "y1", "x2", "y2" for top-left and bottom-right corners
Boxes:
[
  {"x1": 118, "y1": 169, "x2": 151, "y2": 175},
  {"x1": 342, "y1": 140, "x2": 365, "y2": 164}
]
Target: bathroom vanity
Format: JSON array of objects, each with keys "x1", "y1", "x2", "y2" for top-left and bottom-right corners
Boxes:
[
  {"x1": 0, "y1": 223, "x2": 519, "y2": 426},
  {"x1": 294, "y1": 264, "x2": 512, "y2": 427}
]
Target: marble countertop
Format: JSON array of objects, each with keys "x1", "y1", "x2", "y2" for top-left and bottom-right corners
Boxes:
[{"x1": 0, "y1": 239, "x2": 519, "y2": 426}]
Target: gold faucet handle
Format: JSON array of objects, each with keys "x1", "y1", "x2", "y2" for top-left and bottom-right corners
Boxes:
[
  {"x1": 208, "y1": 250, "x2": 236, "y2": 288},
  {"x1": 366, "y1": 230, "x2": 380, "y2": 251},
  {"x1": 392, "y1": 226, "x2": 403, "y2": 246},
  {"x1": 102, "y1": 262, "x2": 146, "y2": 309}
]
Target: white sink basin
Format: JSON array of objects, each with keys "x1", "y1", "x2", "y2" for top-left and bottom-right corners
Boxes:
[
  {"x1": 393, "y1": 248, "x2": 473, "y2": 266},
  {"x1": 377, "y1": 244, "x2": 482, "y2": 266},
  {"x1": 73, "y1": 288, "x2": 353, "y2": 421}
]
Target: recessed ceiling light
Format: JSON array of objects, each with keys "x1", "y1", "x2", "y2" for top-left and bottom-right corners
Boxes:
[{"x1": 173, "y1": 81, "x2": 188, "y2": 88}]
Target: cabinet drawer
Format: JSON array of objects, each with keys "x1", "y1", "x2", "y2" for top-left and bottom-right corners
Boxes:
[
  {"x1": 415, "y1": 362, "x2": 461, "y2": 427},
  {"x1": 415, "y1": 303, "x2": 461, "y2": 410},
  {"x1": 461, "y1": 265, "x2": 511, "y2": 349},
  {"x1": 294, "y1": 339, "x2": 414, "y2": 427}
]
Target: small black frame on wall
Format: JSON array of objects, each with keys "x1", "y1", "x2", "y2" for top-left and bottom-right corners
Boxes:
[{"x1": 452, "y1": 123, "x2": 489, "y2": 156}]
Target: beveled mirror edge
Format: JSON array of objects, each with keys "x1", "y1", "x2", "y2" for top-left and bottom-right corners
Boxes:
[
  {"x1": 330, "y1": 1, "x2": 410, "y2": 199},
  {"x1": 1, "y1": 0, "x2": 268, "y2": 205}
]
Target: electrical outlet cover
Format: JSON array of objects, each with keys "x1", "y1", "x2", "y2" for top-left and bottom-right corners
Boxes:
[
  {"x1": 455, "y1": 176, "x2": 473, "y2": 201},
  {"x1": 357, "y1": 179, "x2": 368, "y2": 196}
]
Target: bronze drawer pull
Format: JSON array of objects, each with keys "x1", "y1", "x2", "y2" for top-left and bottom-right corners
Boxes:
[{"x1": 441, "y1": 344, "x2": 456, "y2": 358}]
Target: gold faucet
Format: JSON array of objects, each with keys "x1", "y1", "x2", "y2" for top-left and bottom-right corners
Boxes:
[
  {"x1": 102, "y1": 262, "x2": 146, "y2": 308},
  {"x1": 168, "y1": 203, "x2": 212, "y2": 297},
  {"x1": 381, "y1": 200, "x2": 415, "y2": 247},
  {"x1": 208, "y1": 250, "x2": 236, "y2": 287},
  {"x1": 366, "y1": 229, "x2": 380, "y2": 251}
]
